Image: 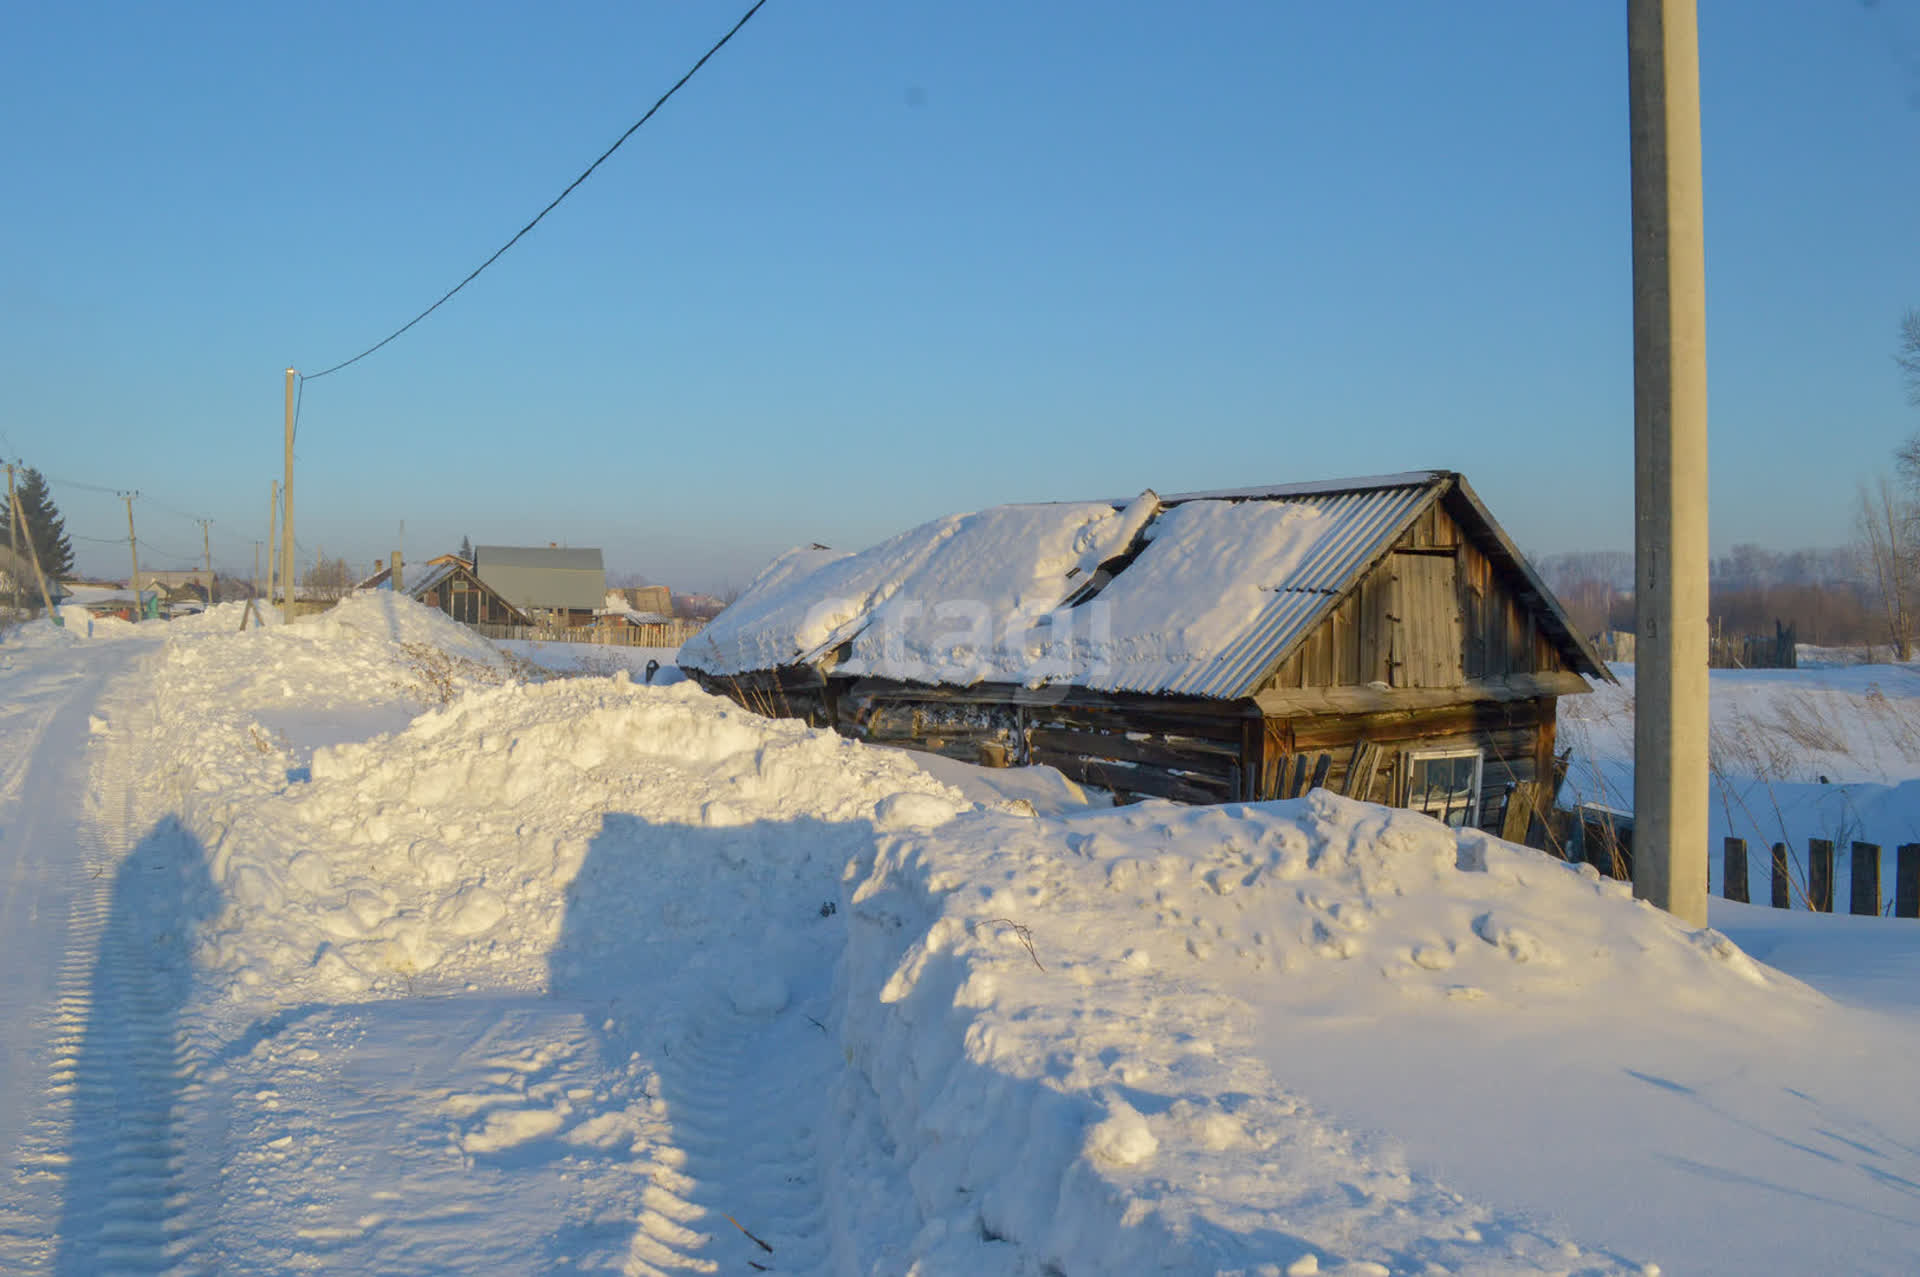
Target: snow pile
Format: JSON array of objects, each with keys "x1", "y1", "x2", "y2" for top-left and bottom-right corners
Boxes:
[
  {"x1": 103, "y1": 597, "x2": 1918, "y2": 1273},
  {"x1": 832, "y1": 790, "x2": 1795, "y2": 1274},
  {"x1": 2, "y1": 613, "x2": 87, "y2": 648},
  {"x1": 159, "y1": 672, "x2": 966, "y2": 1004},
  {"x1": 162, "y1": 599, "x2": 276, "y2": 634}
]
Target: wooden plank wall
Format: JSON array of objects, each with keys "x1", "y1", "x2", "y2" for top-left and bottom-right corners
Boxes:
[
  {"x1": 1261, "y1": 503, "x2": 1564, "y2": 694},
  {"x1": 1258, "y1": 697, "x2": 1558, "y2": 834}
]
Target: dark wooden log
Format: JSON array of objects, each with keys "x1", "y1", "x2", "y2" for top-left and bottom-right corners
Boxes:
[
  {"x1": 1290, "y1": 755, "x2": 1309, "y2": 799},
  {"x1": 1025, "y1": 727, "x2": 1238, "y2": 772},
  {"x1": 1308, "y1": 752, "x2": 1332, "y2": 792},
  {"x1": 1808, "y1": 839, "x2": 1834, "y2": 913},
  {"x1": 1896, "y1": 844, "x2": 1920, "y2": 919},
  {"x1": 1851, "y1": 842, "x2": 1881, "y2": 917},
  {"x1": 1771, "y1": 843, "x2": 1791, "y2": 910},
  {"x1": 1044, "y1": 753, "x2": 1230, "y2": 806},
  {"x1": 1722, "y1": 837, "x2": 1749, "y2": 904}
]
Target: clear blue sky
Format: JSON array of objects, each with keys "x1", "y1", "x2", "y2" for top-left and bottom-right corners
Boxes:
[{"x1": 3, "y1": 1, "x2": 1916, "y2": 590}]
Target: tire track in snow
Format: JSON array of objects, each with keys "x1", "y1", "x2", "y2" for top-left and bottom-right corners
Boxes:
[
  {"x1": 0, "y1": 644, "x2": 160, "y2": 1273},
  {"x1": 625, "y1": 998, "x2": 836, "y2": 1276},
  {"x1": 29, "y1": 673, "x2": 209, "y2": 1275}
]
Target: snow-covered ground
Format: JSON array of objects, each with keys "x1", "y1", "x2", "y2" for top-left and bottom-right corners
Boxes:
[
  {"x1": 2, "y1": 600, "x2": 1918, "y2": 1273},
  {"x1": 1562, "y1": 658, "x2": 1920, "y2": 904},
  {"x1": 497, "y1": 638, "x2": 684, "y2": 685}
]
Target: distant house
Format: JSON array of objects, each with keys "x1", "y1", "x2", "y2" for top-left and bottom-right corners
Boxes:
[
  {"x1": 611, "y1": 584, "x2": 674, "y2": 617},
  {"x1": 358, "y1": 558, "x2": 529, "y2": 627},
  {"x1": 592, "y1": 587, "x2": 702, "y2": 646},
  {"x1": 140, "y1": 567, "x2": 214, "y2": 598},
  {"x1": 474, "y1": 546, "x2": 606, "y2": 627},
  {"x1": 681, "y1": 471, "x2": 1611, "y2": 839}
]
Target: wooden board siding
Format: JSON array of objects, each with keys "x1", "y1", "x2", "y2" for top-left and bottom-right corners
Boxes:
[
  {"x1": 419, "y1": 566, "x2": 527, "y2": 627},
  {"x1": 1259, "y1": 502, "x2": 1568, "y2": 695},
  {"x1": 1254, "y1": 697, "x2": 1558, "y2": 834}
]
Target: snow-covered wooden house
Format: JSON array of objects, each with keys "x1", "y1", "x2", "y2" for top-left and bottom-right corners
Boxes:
[
  {"x1": 679, "y1": 472, "x2": 1613, "y2": 838},
  {"x1": 358, "y1": 558, "x2": 529, "y2": 627}
]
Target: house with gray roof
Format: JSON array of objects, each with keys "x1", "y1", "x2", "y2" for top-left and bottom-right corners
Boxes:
[{"x1": 474, "y1": 545, "x2": 606, "y2": 626}]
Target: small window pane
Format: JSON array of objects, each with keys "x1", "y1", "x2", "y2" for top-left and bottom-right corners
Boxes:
[{"x1": 1407, "y1": 751, "x2": 1481, "y2": 828}]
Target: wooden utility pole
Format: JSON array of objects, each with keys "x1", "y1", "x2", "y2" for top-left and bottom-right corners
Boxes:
[
  {"x1": 199, "y1": 518, "x2": 214, "y2": 606},
  {"x1": 282, "y1": 368, "x2": 296, "y2": 624},
  {"x1": 267, "y1": 480, "x2": 279, "y2": 611},
  {"x1": 1629, "y1": 0, "x2": 1710, "y2": 926},
  {"x1": 6, "y1": 463, "x2": 18, "y2": 620},
  {"x1": 122, "y1": 492, "x2": 142, "y2": 618},
  {"x1": 253, "y1": 540, "x2": 262, "y2": 603},
  {"x1": 9, "y1": 465, "x2": 58, "y2": 620}
]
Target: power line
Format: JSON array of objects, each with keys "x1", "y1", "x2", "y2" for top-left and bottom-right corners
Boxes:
[
  {"x1": 140, "y1": 495, "x2": 206, "y2": 523},
  {"x1": 301, "y1": 0, "x2": 770, "y2": 382},
  {"x1": 40, "y1": 473, "x2": 124, "y2": 497}
]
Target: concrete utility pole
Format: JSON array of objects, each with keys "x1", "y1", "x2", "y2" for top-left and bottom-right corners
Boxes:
[
  {"x1": 199, "y1": 518, "x2": 214, "y2": 606},
  {"x1": 122, "y1": 492, "x2": 142, "y2": 618},
  {"x1": 1628, "y1": 0, "x2": 1710, "y2": 926},
  {"x1": 282, "y1": 368, "x2": 296, "y2": 624},
  {"x1": 267, "y1": 480, "x2": 280, "y2": 611}
]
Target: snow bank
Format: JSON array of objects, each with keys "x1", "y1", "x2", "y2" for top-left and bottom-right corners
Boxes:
[
  {"x1": 831, "y1": 790, "x2": 1790, "y2": 1273},
  {"x1": 116, "y1": 592, "x2": 1903, "y2": 1273}
]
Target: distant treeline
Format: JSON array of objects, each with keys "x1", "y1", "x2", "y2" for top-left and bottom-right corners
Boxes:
[{"x1": 1535, "y1": 546, "x2": 1877, "y2": 647}]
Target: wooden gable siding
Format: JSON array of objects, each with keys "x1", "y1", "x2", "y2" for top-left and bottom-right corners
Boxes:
[
  {"x1": 419, "y1": 565, "x2": 525, "y2": 627},
  {"x1": 1260, "y1": 502, "x2": 1564, "y2": 694}
]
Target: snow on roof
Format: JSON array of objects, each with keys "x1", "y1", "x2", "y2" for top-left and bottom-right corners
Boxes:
[
  {"x1": 356, "y1": 560, "x2": 459, "y2": 596},
  {"x1": 684, "y1": 477, "x2": 1448, "y2": 698}
]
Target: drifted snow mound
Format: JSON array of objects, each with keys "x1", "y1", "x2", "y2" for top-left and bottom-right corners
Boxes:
[
  {"x1": 162, "y1": 599, "x2": 272, "y2": 634},
  {"x1": 296, "y1": 591, "x2": 517, "y2": 681},
  {"x1": 187, "y1": 677, "x2": 967, "y2": 1002},
  {"x1": 834, "y1": 790, "x2": 1808, "y2": 1274}
]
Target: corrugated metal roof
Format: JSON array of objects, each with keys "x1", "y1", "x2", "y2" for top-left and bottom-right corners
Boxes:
[
  {"x1": 686, "y1": 475, "x2": 1481, "y2": 699},
  {"x1": 1140, "y1": 470, "x2": 1451, "y2": 506},
  {"x1": 1083, "y1": 480, "x2": 1436, "y2": 697}
]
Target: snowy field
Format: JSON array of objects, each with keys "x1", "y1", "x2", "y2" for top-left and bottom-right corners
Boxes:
[
  {"x1": 1562, "y1": 656, "x2": 1920, "y2": 906},
  {"x1": 1, "y1": 599, "x2": 1917, "y2": 1274}
]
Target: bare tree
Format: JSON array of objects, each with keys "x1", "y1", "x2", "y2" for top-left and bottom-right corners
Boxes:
[
  {"x1": 302, "y1": 549, "x2": 355, "y2": 601},
  {"x1": 1899, "y1": 308, "x2": 1920, "y2": 407},
  {"x1": 1857, "y1": 478, "x2": 1915, "y2": 660}
]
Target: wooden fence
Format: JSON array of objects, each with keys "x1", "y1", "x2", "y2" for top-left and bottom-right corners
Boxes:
[
  {"x1": 1556, "y1": 807, "x2": 1920, "y2": 918},
  {"x1": 1707, "y1": 620, "x2": 1797, "y2": 670},
  {"x1": 472, "y1": 619, "x2": 704, "y2": 649},
  {"x1": 1719, "y1": 836, "x2": 1920, "y2": 917}
]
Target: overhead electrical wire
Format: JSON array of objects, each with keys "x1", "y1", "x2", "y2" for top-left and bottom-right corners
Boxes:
[
  {"x1": 301, "y1": 0, "x2": 770, "y2": 383},
  {"x1": 39, "y1": 473, "x2": 124, "y2": 497}
]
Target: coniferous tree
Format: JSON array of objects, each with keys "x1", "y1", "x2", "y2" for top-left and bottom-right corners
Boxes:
[
  {"x1": 459, "y1": 535, "x2": 474, "y2": 564},
  {"x1": 1, "y1": 467, "x2": 75, "y2": 582}
]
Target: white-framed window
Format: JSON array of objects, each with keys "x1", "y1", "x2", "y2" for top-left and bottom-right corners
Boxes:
[{"x1": 1405, "y1": 748, "x2": 1483, "y2": 829}]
